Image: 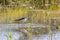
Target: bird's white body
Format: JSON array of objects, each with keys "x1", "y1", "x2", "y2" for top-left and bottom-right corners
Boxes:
[{"x1": 20, "y1": 16, "x2": 30, "y2": 22}]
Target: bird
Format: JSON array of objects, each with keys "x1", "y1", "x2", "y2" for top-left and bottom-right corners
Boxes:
[{"x1": 15, "y1": 16, "x2": 30, "y2": 22}]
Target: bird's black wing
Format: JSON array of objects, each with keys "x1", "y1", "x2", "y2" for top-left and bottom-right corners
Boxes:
[{"x1": 15, "y1": 18, "x2": 25, "y2": 21}]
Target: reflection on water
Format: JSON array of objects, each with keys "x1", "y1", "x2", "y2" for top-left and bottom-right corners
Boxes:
[
  {"x1": 0, "y1": 30, "x2": 22, "y2": 40},
  {"x1": 32, "y1": 31, "x2": 60, "y2": 40}
]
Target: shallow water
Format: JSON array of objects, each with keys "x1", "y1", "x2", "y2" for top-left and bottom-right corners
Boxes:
[
  {"x1": 0, "y1": 30, "x2": 22, "y2": 40},
  {"x1": 31, "y1": 31, "x2": 60, "y2": 40}
]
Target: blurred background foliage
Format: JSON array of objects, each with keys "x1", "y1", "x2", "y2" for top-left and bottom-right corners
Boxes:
[{"x1": 0, "y1": 0, "x2": 60, "y2": 25}]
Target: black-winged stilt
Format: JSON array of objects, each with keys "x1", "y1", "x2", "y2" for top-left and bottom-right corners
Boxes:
[{"x1": 15, "y1": 16, "x2": 30, "y2": 22}]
